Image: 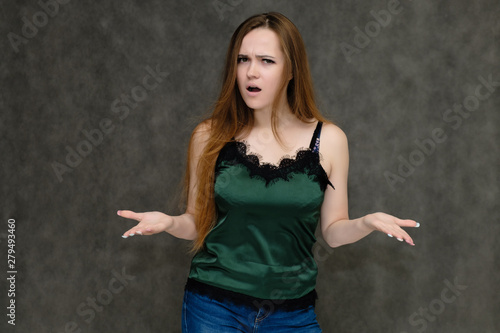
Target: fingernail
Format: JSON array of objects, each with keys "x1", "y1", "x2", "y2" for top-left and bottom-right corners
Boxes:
[
  {"x1": 117, "y1": 210, "x2": 121, "y2": 215},
  {"x1": 129, "y1": 233, "x2": 135, "y2": 237},
  {"x1": 136, "y1": 231, "x2": 142, "y2": 235},
  {"x1": 397, "y1": 238, "x2": 403, "y2": 242},
  {"x1": 122, "y1": 235, "x2": 128, "y2": 239},
  {"x1": 415, "y1": 222, "x2": 420, "y2": 228},
  {"x1": 387, "y1": 234, "x2": 393, "y2": 237}
]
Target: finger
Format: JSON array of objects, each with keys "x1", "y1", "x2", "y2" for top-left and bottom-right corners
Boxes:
[
  {"x1": 388, "y1": 234, "x2": 415, "y2": 246},
  {"x1": 402, "y1": 234, "x2": 415, "y2": 246},
  {"x1": 122, "y1": 228, "x2": 139, "y2": 238},
  {"x1": 133, "y1": 227, "x2": 155, "y2": 235},
  {"x1": 386, "y1": 233, "x2": 405, "y2": 242},
  {"x1": 122, "y1": 226, "x2": 155, "y2": 238},
  {"x1": 117, "y1": 210, "x2": 144, "y2": 222},
  {"x1": 122, "y1": 227, "x2": 137, "y2": 238},
  {"x1": 396, "y1": 218, "x2": 420, "y2": 228},
  {"x1": 385, "y1": 229, "x2": 415, "y2": 246}
]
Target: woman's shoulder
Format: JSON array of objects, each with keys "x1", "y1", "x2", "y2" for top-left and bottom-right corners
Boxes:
[
  {"x1": 189, "y1": 119, "x2": 213, "y2": 151},
  {"x1": 317, "y1": 121, "x2": 349, "y2": 175},
  {"x1": 320, "y1": 121, "x2": 348, "y2": 148},
  {"x1": 192, "y1": 119, "x2": 212, "y2": 138},
  {"x1": 194, "y1": 118, "x2": 212, "y2": 133}
]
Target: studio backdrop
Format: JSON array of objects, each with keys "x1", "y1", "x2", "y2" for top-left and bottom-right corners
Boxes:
[{"x1": 2, "y1": 0, "x2": 499, "y2": 332}]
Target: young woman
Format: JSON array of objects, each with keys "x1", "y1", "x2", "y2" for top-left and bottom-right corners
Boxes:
[{"x1": 118, "y1": 12, "x2": 419, "y2": 332}]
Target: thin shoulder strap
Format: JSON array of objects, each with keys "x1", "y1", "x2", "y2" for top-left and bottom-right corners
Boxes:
[{"x1": 309, "y1": 121, "x2": 323, "y2": 153}]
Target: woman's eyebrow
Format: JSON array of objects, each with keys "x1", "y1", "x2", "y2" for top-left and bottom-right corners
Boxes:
[{"x1": 238, "y1": 54, "x2": 276, "y2": 59}]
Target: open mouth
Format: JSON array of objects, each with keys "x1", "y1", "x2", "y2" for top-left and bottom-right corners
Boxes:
[{"x1": 247, "y1": 86, "x2": 262, "y2": 92}]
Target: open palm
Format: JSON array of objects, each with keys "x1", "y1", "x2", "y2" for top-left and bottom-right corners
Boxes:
[{"x1": 118, "y1": 210, "x2": 173, "y2": 238}]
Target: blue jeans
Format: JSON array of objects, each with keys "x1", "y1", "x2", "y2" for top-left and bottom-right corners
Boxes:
[{"x1": 182, "y1": 290, "x2": 322, "y2": 332}]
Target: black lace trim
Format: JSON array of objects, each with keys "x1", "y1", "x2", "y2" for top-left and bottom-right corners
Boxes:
[
  {"x1": 185, "y1": 278, "x2": 317, "y2": 312},
  {"x1": 215, "y1": 141, "x2": 334, "y2": 191}
]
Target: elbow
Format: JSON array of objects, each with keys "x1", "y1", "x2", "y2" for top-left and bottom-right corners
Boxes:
[
  {"x1": 321, "y1": 224, "x2": 342, "y2": 248},
  {"x1": 329, "y1": 242, "x2": 342, "y2": 249},
  {"x1": 181, "y1": 218, "x2": 198, "y2": 241},
  {"x1": 325, "y1": 239, "x2": 344, "y2": 248},
  {"x1": 321, "y1": 232, "x2": 342, "y2": 248},
  {"x1": 321, "y1": 217, "x2": 350, "y2": 248},
  {"x1": 174, "y1": 228, "x2": 197, "y2": 241},
  {"x1": 185, "y1": 230, "x2": 198, "y2": 241},
  {"x1": 323, "y1": 232, "x2": 351, "y2": 249}
]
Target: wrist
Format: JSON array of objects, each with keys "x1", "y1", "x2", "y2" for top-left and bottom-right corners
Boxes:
[
  {"x1": 360, "y1": 214, "x2": 375, "y2": 231},
  {"x1": 163, "y1": 215, "x2": 175, "y2": 232}
]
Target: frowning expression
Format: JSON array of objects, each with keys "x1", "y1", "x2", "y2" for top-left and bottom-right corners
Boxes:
[{"x1": 237, "y1": 28, "x2": 290, "y2": 112}]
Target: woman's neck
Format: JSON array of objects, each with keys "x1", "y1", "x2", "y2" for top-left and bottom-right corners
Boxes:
[{"x1": 252, "y1": 103, "x2": 296, "y2": 131}]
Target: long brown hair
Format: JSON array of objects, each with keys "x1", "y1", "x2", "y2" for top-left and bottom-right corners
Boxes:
[{"x1": 185, "y1": 12, "x2": 329, "y2": 252}]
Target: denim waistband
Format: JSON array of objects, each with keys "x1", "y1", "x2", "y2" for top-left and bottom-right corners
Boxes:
[{"x1": 185, "y1": 278, "x2": 317, "y2": 312}]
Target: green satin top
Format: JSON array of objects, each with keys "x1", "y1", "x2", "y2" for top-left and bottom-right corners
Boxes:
[{"x1": 188, "y1": 121, "x2": 334, "y2": 300}]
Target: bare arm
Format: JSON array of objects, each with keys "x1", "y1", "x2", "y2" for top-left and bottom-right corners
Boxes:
[
  {"x1": 118, "y1": 121, "x2": 211, "y2": 241},
  {"x1": 319, "y1": 123, "x2": 419, "y2": 248},
  {"x1": 118, "y1": 211, "x2": 197, "y2": 241}
]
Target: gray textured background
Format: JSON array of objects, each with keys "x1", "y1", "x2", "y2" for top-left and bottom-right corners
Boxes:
[{"x1": 1, "y1": 0, "x2": 499, "y2": 332}]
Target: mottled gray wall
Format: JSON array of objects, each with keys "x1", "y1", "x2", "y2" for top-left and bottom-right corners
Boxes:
[{"x1": 1, "y1": 0, "x2": 499, "y2": 332}]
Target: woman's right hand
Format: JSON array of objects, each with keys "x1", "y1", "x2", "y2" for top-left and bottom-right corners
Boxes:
[{"x1": 118, "y1": 210, "x2": 174, "y2": 238}]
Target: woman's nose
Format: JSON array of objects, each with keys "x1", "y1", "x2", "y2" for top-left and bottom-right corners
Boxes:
[{"x1": 247, "y1": 62, "x2": 259, "y2": 79}]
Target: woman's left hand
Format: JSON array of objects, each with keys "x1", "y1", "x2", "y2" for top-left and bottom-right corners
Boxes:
[{"x1": 363, "y1": 212, "x2": 420, "y2": 246}]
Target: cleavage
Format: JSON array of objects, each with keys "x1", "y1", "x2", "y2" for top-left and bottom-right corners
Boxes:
[{"x1": 238, "y1": 138, "x2": 310, "y2": 167}]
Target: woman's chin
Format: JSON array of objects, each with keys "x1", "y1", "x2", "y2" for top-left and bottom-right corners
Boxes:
[{"x1": 243, "y1": 102, "x2": 268, "y2": 112}]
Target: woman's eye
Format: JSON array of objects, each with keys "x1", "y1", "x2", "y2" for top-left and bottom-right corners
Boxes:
[{"x1": 237, "y1": 57, "x2": 274, "y2": 64}]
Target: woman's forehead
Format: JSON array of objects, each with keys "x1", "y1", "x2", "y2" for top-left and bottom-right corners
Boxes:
[{"x1": 239, "y1": 28, "x2": 282, "y2": 56}]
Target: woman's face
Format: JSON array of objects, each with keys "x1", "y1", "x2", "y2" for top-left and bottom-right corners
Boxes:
[{"x1": 236, "y1": 28, "x2": 289, "y2": 113}]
